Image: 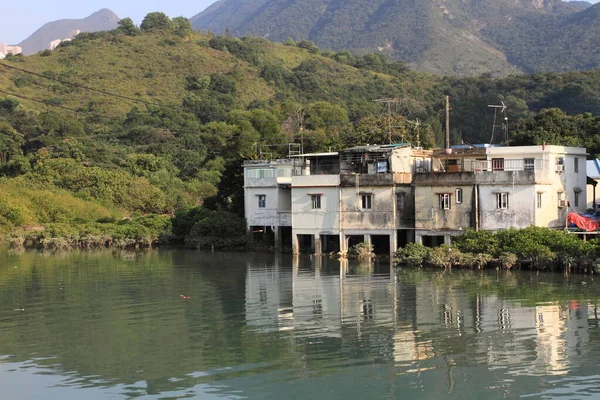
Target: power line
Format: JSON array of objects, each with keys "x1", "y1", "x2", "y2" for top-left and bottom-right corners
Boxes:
[
  {"x1": 0, "y1": 61, "x2": 167, "y2": 108},
  {"x1": 0, "y1": 88, "x2": 121, "y2": 121}
]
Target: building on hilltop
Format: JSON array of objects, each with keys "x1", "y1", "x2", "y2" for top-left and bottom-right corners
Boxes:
[
  {"x1": 0, "y1": 44, "x2": 22, "y2": 59},
  {"x1": 243, "y1": 144, "x2": 589, "y2": 256}
]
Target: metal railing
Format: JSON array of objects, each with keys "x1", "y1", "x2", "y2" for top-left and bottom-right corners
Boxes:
[{"x1": 415, "y1": 159, "x2": 549, "y2": 173}]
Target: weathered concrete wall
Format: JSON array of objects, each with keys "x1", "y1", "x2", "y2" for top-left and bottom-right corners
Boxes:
[
  {"x1": 479, "y1": 185, "x2": 534, "y2": 230},
  {"x1": 340, "y1": 173, "x2": 394, "y2": 187},
  {"x1": 340, "y1": 186, "x2": 395, "y2": 230},
  {"x1": 396, "y1": 186, "x2": 414, "y2": 228},
  {"x1": 414, "y1": 185, "x2": 473, "y2": 231},
  {"x1": 414, "y1": 172, "x2": 477, "y2": 186}
]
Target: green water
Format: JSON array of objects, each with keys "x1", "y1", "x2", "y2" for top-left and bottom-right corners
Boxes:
[{"x1": 1, "y1": 249, "x2": 600, "y2": 399}]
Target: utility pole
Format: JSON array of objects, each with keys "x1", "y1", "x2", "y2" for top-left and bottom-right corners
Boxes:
[
  {"x1": 445, "y1": 96, "x2": 451, "y2": 150},
  {"x1": 373, "y1": 98, "x2": 399, "y2": 144}
]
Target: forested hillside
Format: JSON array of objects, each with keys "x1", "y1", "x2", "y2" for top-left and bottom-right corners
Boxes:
[
  {"x1": 1, "y1": 13, "x2": 599, "y2": 246},
  {"x1": 191, "y1": 0, "x2": 600, "y2": 76}
]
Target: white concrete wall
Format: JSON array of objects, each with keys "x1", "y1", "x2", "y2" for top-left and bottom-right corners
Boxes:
[
  {"x1": 291, "y1": 186, "x2": 340, "y2": 234},
  {"x1": 245, "y1": 187, "x2": 280, "y2": 229},
  {"x1": 479, "y1": 184, "x2": 535, "y2": 230},
  {"x1": 564, "y1": 153, "x2": 588, "y2": 213}
]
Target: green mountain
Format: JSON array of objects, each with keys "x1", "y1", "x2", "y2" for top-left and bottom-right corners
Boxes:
[
  {"x1": 18, "y1": 9, "x2": 120, "y2": 55},
  {"x1": 1, "y1": 21, "x2": 600, "y2": 244},
  {"x1": 191, "y1": 0, "x2": 598, "y2": 76}
]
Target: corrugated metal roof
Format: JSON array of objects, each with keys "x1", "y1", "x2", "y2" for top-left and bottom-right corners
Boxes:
[{"x1": 587, "y1": 159, "x2": 600, "y2": 179}]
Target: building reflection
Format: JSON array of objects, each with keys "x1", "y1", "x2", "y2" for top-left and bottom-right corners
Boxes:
[{"x1": 245, "y1": 259, "x2": 594, "y2": 379}]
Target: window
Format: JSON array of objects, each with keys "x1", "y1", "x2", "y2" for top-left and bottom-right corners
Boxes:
[
  {"x1": 361, "y1": 194, "x2": 373, "y2": 209},
  {"x1": 524, "y1": 158, "x2": 535, "y2": 171},
  {"x1": 257, "y1": 195, "x2": 266, "y2": 208},
  {"x1": 574, "y1": 191, "x2": 580, "y2": 207},
  {"x1": 492, "y1": 158, "x2": 504, "y2": 171},
  {"x1": 456, "y1": 188, "x2": 463, "y2": 204},
  {"x1": 537, "y1": 192, "x2": 543, "y2": 209},
  {"x1": 496, "y1": 193, "x2": 509, "y2": 209},
  {"x1": 439, "y1": 194, "x2": 451, "y2": 210},
  {"x1": 574, "y1": 157, "x2": 579, "y2": 173},
  {"x1": 311, "y1": 194, "x2": 322, "y2": 209}
]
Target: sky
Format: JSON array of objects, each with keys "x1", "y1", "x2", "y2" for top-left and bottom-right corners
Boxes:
[
  {"x1": 1, "y1": 0, "x2": 216, "y2": 44},
  {"x1": 1, "y1": 0, "x2": 598, "y2": 45}
]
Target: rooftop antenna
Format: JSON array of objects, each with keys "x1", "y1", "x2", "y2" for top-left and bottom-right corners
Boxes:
[
  {"x1": 373, "y1": 98, "x2": 399, "y2": 144},
  {"x1": 488, "y1": 101, "x2": 507, "y2": 144},
  {"x1": 406, "y1": 118, "x2": 421, "y2": 148}
]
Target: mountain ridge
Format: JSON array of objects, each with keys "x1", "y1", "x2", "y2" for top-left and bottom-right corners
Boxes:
[
  {"x1": 18, "y1": 9, "x2": 120, "y2": 55},
  {"x1": 191, "y1": 0, "x2": 599, "y2": 76}
]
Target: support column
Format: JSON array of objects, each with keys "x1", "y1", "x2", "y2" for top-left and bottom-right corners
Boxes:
[
  {"x1": 314, "y1": 234, "x2": 322, "y2": 255},
  {"x1": 340, "y1": 232, "x2": 348, "y2": 255},
  {"x1": 389, "y1": 233, "x2": 398, "y2": 258},
  {"x1": 364, "y1": 234, "x2": 372, "y2": 245},
  {"x1": 274, "y1": 227, "x2": 282, "y2": 249},
  {"x1": 444, "y1": 235, "x2": 452, "y2": 245},
  {"x1": 292, "y1": 232, "x2": 299, "y2": 255},
  {"x1": 415, "y1": 233, "x2": 423, "y2": 245}
]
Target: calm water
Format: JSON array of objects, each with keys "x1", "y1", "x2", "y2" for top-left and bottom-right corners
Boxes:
[{"x1": 2, "y1": 249, "x2": 600, "y2": 399}]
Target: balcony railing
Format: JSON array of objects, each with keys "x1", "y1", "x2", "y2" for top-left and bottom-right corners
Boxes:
[{"x1": 416, "y1": 159, "x2": 549, "y2": 173}]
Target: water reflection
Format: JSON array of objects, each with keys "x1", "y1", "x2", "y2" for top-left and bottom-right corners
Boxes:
[{"x1": 2, "y1": 250, "x2": 600, "y2": 399}]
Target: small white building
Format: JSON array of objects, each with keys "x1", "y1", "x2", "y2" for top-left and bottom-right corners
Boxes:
[
  {"x1": 243, "y1": 159, "x2": 294, "y2": 246},
  {"x1": 0, "y1": 44, "x2": 22, "y2": 59}
]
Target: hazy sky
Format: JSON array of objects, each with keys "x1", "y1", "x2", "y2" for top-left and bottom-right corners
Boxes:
[
  {"x1": 1, "y1": 0, "x2": 598, "y2": 45},
  {"x1": 2, "y1": 0, "x2": 216, "y2": 44}
]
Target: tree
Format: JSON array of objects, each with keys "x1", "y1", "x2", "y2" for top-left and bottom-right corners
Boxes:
[
  {"x1": 0, "y1": 122, "x2": 25, "y2": 164},
  {"x1": 117, "y1": 18, "x2": 141, "y2": 36},
  {"x1": 172, "y1": 17, "x2": 192, "y2": 37},
  {"x1": 140, "y1": 12, "x2": 171, "y2": 32}
]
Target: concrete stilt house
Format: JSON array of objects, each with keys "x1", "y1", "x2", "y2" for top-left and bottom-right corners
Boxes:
[
  {"x1": 243, "y1": 144, "x2": 588, "y2": 255},
  {"x1": 414, "y1": 145, "x2": 588, "y2": 245}
]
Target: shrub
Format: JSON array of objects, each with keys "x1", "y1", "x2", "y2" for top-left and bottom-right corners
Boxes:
[
  {"x1": 498, "y1": 252, "x2": 518, "y2": 270},
  {"x1": 395, "y1": 243, "x2": 430, "y2": 267},
  {"x1": 349, "y1": 242, "x2": 375, "y2": 261},
  {"x1": 428, "y1": 245, "x2": 463, "y2": 269}
]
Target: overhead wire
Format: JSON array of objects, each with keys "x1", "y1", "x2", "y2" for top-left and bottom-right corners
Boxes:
[{"x1": 0, "y1": 88, "x2": 121, "y2": 121}]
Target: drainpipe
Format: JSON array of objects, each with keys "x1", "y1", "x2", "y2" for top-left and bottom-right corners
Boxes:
[{"x1": 474, "y1": 184, "x2": 480, "y2": 232}]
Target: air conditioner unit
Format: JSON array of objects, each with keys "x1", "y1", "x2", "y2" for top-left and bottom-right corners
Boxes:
[
  {"x1": 558, "y1": 199, "x2": 568, "y2": 208},
  {"x1": 555, "y1": 165, "x2": 564, "y2": 172}
]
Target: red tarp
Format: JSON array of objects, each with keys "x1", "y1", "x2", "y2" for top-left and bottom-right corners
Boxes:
[{"x1": 568, "y1": 213, "x2": 600, "y2": 232}]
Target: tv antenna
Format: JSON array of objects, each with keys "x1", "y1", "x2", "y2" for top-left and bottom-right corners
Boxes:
[
  {"x1": 488, "y1": 101, "x2": 507, "y2": 144},
  {"x1": 406, "y1": 118, "x2": 421, "y2": 148}
]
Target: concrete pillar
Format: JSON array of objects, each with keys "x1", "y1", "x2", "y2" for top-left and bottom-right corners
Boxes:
[
  {"x1": 364, "y1": 234, "x2": 372, "y2": 245},
  {"x1": 415, "y1": 233, "x2": 423, "y2": 245},
  {"x1": 340, "y1": 233, "x2": 348, "y2": 254},
  {"x1": 389, "y1": 233, "x2": 398, "y2": 257},
  {"x1": 274, "y1": 227, "x2": 282, "y2": 248},
  {"x1": 444, "y1": 235, "x2": 452, "y2": 245},
  {"x1": 292, "y1": 232, "x2": 299, "y2": 255},
  {"x1": 314, "y1": 234, "x2": 322, "y2": 255}
]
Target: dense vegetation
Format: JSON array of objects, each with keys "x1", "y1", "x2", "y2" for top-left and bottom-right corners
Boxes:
[
  {"x1": 191, "y1": 0, "x2": 600, "y2": 76},
  {"x1": 0, "y1": 13, "x2": 600, "y2": 248},
  {"x1": 395, "y1": 227, "x2": 599, "y2": 273}
]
